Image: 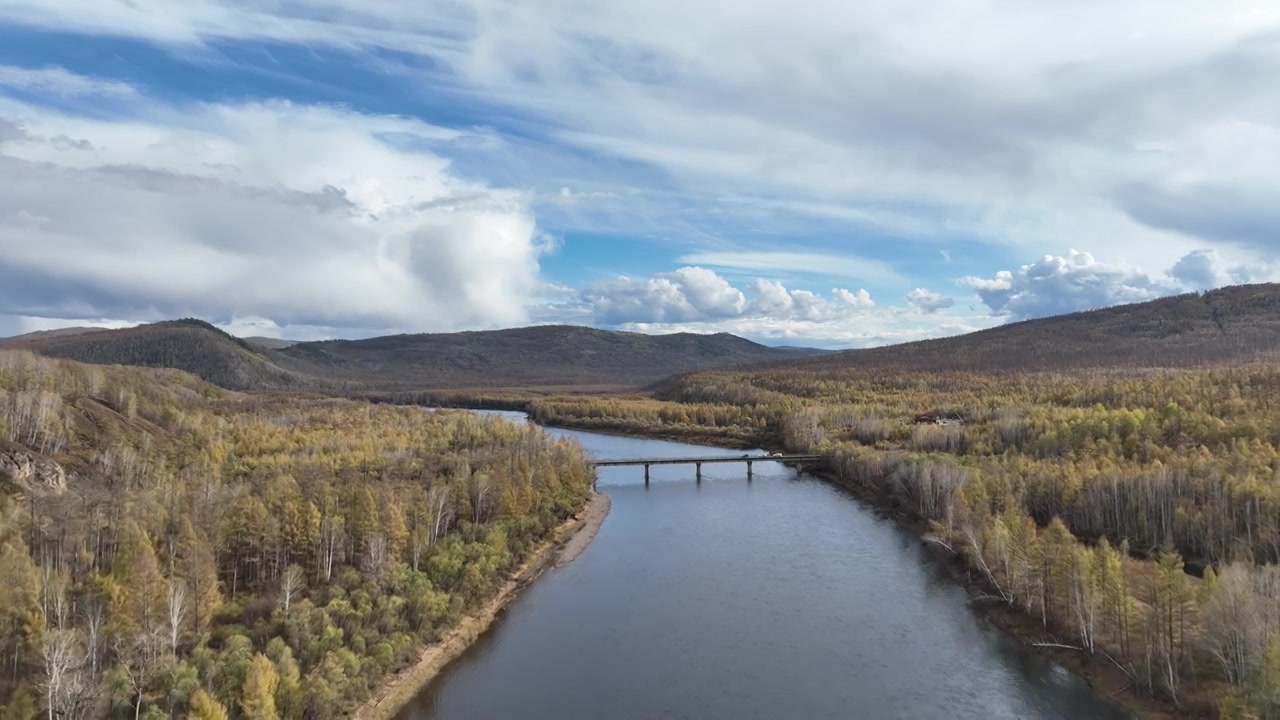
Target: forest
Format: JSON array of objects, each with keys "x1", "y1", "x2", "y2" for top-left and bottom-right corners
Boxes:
[
  {"x1": 0, "y1": 350, "x2": 593, "y2": 719},
  {"x1": 528, "y1": 358, "x2": 1280, "y2": 718}
]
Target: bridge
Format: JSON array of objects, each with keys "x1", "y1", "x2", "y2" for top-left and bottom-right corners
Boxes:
[{"x1": 592, "y1": 454, "x2": 824, "y2": 485}]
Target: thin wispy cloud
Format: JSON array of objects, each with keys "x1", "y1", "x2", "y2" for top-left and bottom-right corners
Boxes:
[{"x1": 676, "y1": 251, "x2": 907, "y2": 285}]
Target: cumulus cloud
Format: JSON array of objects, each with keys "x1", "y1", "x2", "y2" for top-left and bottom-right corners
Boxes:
[
  {"x1": 906, "y1": 288, "x2": 954, "y2": 314},
  {"x1": 1169, "y1": 247, "x2": 1274, "y2": 289},
  {"x1": 833, "y1": 288, "x2": 874, "y2": 307},
  {"x1": 1169, "y1": 249, "x2": 1234, "y2": 289},
  {"x1": 0, "y1": 88, "x2": 547, "y2": 334},
  {"x1": 550, "y1": 266, "x2": 890, "y2": 338},
  {"x1": 580, "y1": 267, "x2": 746, "y2": 324},
  {"x1": 560, "y1": 261, "x2": 993, "y2": 349},
  {"x1": 961, "y1": 250, "x2": 1176, "y2": 321},
  {"x1": 615, "y1": 316, "x2": 996, "y2": 350}
]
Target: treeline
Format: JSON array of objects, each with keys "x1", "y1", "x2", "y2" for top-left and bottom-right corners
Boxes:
[
  {"x1": 528, "y1": 397, "x2": 774, "y2": 445},
  {"x1": 0, "y1": 350, "x2": 593, "y2": 719},
  {"x1": 532, "y1": 361, "x2": 1280, "y2": 716},
  {"x1": 831, "y1": 447, "x2": 1278, "y2": 714}
]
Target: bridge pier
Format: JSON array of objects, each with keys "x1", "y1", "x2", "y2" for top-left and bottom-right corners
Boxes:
[{"x1": 644, "y1": 463, "x2": 650, "y2": 487}]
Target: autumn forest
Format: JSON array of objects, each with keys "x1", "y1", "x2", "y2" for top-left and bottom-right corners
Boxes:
[
  {"x1": 528, "y1": 354, "x2": 1280, "y2": 717},
  {"x1": 0, "y1": 350, "x2": 593, "y2": 719}
]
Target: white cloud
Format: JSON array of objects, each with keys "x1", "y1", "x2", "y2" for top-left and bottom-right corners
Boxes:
[
  {"x1": 578, "y1": 266, "x2": 746, "y2": 324},
  {"x1": 0, "y1": 87, "x2": 547, "y2": 333},
  {"x1": 4, "y1": 0, "x2": 1277, "y2": 269},
  {"x1": 960, "y1": 249, "x2": 1176, "y2": 320},
  {"x1": 1168, "y1": 248, "x2": 1274, "y2": 290},
  {"x1": 0, "y1": 65, "x2": 137, "y2": 98},
  {"x1": 546, "y1": 265, "x2": 919, "y2": 345},
  {"x1": 615, "y1": 315, "x2": 997, "y2": 350},
  {"x1": 1170, "y1": 249, "x2": 1230, "y2": 289},
  {"x1": 906, "y1": 288, "x2": 954, "y2": 314},
  {"x1": 677, "y1": 251, "x2": 907, "y2": 284},
  {"x1": 833, "y1": 288, "x2": 874, "y2": 307}
]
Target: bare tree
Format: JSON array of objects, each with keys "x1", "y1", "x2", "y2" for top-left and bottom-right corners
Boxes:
[
  {"x1": 41, "y1": 628, "x2": 83, "y2": 720},
  {"x1": 362, "y1": 534, "x2": 388, "y2": 580},
  {"x1": 428, "y1": 484, "x2": 453, "y2": 547},
  {"x1": 319, "y1": 516, "x2": 344, "y2": 584},
  {"x1": 279, "y1": 564, "x2": 306, "y2": 616},
  {"x1": 82, "y1": 598, "x2": 104, "y2": 680},
  {"x1": 470, "y1": 473, "x2": 493, "y2": 524},
  {"x1": 167, "y1": 580, "x2": 187, "y2": 659},
  {"x1": 42, "y1": 569, "x2": 71, "y2": 630}
]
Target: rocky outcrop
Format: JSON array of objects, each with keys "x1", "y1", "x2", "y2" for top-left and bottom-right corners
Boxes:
[{"x1": 0, "y1": 449, "x2": 67, "y2": 494}]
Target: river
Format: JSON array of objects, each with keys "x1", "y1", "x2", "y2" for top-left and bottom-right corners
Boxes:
[{"x1": 399, "y1": 412, "x2": 1130, "y2": 720}]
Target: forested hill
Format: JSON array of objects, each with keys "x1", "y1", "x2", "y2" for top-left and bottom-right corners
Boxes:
[
  {"x1": 0, "y1": 349, "x2": 594, "y2": 718},
  {"x1": 278, "y1": 325, "x2": 821, "y2": 390},
  {"x1": 0, "y1": 319, "x2": 308, "y2": 391},
  {"x1": 772, "y1": 283, "x2": 1280, "y2": 375},
  {"x1": 0, "y1": 321, "x2": 821, "y2": 392}
]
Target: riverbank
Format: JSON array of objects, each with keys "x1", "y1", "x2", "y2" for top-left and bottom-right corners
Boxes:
[
  {"x1": 356, "y1": 491, "x2": 611, "y2": 720},
  {"x1": 813, "y1": 466, "x2": 1188, "y2": 720},
  {"x1": 537, "y1": 419, "x2": 764, "y2": 449}
]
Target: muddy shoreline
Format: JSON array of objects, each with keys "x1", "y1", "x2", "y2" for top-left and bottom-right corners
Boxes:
[{"x1": 356, "y1": 491, "x2": 611, "y2": 720}]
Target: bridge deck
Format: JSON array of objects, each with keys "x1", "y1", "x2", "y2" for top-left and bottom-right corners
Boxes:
[{"x1": 593, "y1": 454, "x2": 822, "y2": 466}]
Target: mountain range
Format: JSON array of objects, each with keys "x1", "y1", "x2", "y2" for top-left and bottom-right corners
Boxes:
[
  {"x1": 5, "y1": 283, "x2": 1279, "y2": 393},
  {"x1": 0, "y1": 321, "x2": 822, "y2": 392}
]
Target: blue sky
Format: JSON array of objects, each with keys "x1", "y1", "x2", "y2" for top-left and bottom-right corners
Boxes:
[{"x1": 0, "y1": 1, "x2": 1277, "y2": 348}]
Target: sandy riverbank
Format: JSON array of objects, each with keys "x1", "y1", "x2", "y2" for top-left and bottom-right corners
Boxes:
[{"x1": 356, "y1": 491, "x2": 611, "y2": 720}]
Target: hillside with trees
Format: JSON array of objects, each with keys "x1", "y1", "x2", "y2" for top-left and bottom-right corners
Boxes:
[
  {"x1": 1, "y1": 322, "x2": 821, "y2": 393},
  {"x1": 0, "y1": 320, "x2": 309, "y2": 392},
  {"x1": 0, "y1": 350, "x2": 593, "y2": 718},
  {"x1": 761, "y1": 283, "x2": 1280, "y2": 374}
]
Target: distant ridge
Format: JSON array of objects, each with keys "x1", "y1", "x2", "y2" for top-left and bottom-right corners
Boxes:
[
  {"x1": 244, "y1": 336, "x2": 299, "y2": 350},
  {"x1": 758, "y1": 283, "x2": 1280, "y2": 374},
  {"x1": 1, "y1": 326, "x2": 112, "y2": 342},
  {"x1": 1, "y1": 321, "x2": 822, "y2": 392}
]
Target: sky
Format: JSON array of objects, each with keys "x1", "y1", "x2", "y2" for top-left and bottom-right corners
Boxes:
[{"x1": 0, "y1": 1, "x2": 1277, "y2": 349}]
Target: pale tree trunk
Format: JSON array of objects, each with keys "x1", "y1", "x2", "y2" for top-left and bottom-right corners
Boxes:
[
  {"x1": 167, "y1": 581, "x2": 187, "y2": 658},
  {"x1": 429, "y1": 485, "x2": 453, "y2": 547},
  {"x1": 280, "y1": 565, "x2": 305, "y2": 616}
]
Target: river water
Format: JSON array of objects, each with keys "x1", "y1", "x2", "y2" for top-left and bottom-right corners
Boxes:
[{"x1": 400, "y1": 412, "x2": 1130, "y2": 720}]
